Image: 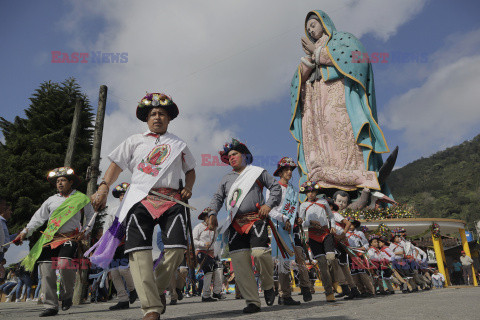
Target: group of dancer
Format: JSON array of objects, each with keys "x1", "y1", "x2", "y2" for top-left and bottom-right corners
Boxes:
[{"x1": 11, "y1": 92, "x2": 434, "y2": 320}]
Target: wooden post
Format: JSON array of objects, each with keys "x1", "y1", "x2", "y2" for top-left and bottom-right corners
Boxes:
[
  {"x1": 72, "y1": 85, "x2": 108, "y2": 305},
  {"x1": 86, "y1": 85, "x2": 107, "y2": 196},
  {"x1": 64, "y1": 98, "x2": 83, "y2": 167}
]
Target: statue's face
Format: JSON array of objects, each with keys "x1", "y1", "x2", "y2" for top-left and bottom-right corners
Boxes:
[
  {"x1": 307, "y1": 18, "x2": 323, "y2": 41},
  {"x1": 335, "y1": 195, "x2": 349, "y2": 211}
]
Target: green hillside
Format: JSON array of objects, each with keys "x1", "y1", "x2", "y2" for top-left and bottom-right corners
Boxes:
[{"x1": 388, "y1": 134, "x2": 480, "y2": 229}]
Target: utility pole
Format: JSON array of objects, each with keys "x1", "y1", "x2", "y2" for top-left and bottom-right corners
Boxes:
[
  {"x1": 72, "y1": 85, "x2": 108, "y2": 305},
  {"x1": 64, "y1": 98, "x2": 83, "y2": 167}
]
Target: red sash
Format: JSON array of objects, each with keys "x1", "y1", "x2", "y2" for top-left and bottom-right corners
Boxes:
[
  {"x1": 308, "y1": 227, "x2": 330, "y2": 243},
  {"x1": 232, "y1": 212, "x2": 260, "y2": 235},
  {"x1": 141, "y1": 188, "x2": 180, "y2": 219}
]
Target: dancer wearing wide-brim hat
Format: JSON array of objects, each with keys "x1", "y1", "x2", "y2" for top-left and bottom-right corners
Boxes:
[
  {"x1": 298, "y1": 180, "x2": 337, "y2": 302},
  {"x1": 268, "y1": 157, "x2": 303, "y2": 306},
  {"x1": 88, "y1": 91, "x2": 196, "y2": 320},
  {"x1": 206, "y1": 138, "x2": 282, "y2": 314},
  {"x1": 13, "y1": 166, "x2": 95, "y2": 317}
]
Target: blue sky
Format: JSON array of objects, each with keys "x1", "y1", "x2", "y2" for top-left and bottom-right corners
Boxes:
[{"x1": 1, "y1": 0, "x2": 480, "y2": 264}]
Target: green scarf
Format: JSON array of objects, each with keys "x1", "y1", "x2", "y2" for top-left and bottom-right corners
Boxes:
[{"x1": 21, "y1": 191, "x2": 90, "y2": 271}]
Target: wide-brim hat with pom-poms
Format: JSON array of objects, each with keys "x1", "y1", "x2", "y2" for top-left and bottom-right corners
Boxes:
[
  {"x1": 47, "y1": 167, "x2": 81, "y2": 188},
  {"x1": 136, "y1": 92, "x2": 179, "y2": 122},
  {"x1": 390, "y1": 227, "x2": 403, "y2": 241},
  {"x1": 273, "y1": 157, "x2": 297, "y2": 177},
  {"x1": 112, "y1": 182, "x2": 130, "y2": 198},
  {"x1": 219, "y1": 138, "x2": 253, "y2": 165},
  {"x1": 198, "y1": 207, "x2": 213, "y2": 220},
  {"x1": 299, "y1": 180, "x2": 321, "y2": 194}
]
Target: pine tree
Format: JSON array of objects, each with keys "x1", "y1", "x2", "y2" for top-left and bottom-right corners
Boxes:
[{"x1": 0, "y1": 78, "x2": 94, "y2": 232}]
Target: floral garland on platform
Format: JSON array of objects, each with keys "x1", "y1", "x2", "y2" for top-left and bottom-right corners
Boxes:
[
  {"x1": 343, "y1": 204, "x2": 417, "y2": 221},
  {"x1": 430, "y1": 223, "x2": 441, "y2": 239},
  {"x1": 376, "y1": 223, "x2": 391, "y2": 238}
]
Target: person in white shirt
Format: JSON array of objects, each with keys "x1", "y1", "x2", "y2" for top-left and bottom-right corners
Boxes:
[
  {"x1": 410, "y1": 243, "x2": 431, "y2": 290},
  {"x1": 345, "y1": 221, "x2": 375, "y2": 297},
  {"x1": 104, "y1": 183, "x2": 138, "y2": 310},
  {"x1": 193, "y1": 208, "x2": 219, "y2": 302},
  {"x1": 89, "y1": 93, "x2": 196, "y2": 320},
  {"x1": 13, "y1": 167, "x2": 95, "y2": 317},
  {"x1": 431, "y1": 269, "x2": 445, "y2": 288},
  {"x1": 326, "y1": 199, "x2": 360, "y2": 300},
  {"x1": 299, "y1": 180, "x2": 336, "y2": 302},
  {"x1": 0, "y1": 197, "x2": 12, "y2": 262},
  {"x1": 460, "y1": 251, "x2": 474, "y2": 285},
  {"x1": 266, "y1": 157, "x2": 302, "y2": 306}
]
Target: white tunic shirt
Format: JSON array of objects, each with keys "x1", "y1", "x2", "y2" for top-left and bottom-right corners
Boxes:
[
  {"x1": 389, "y1": 242, "x2": 405, "y2": 260},
  {"x1": 266, "y1": 182, "x2": 290, "y2": 223},
  {"x1": 23, "y1": 190, "x2": 95, "y2": 237},
  {"x1": 346, "y1": 230, "x2": 369, "y2": 249},
  {"x1": 192, "y1": 222, "x2": 215, "y2": 252},
  {"x1": 332, "y1": 212, "x2": 346, "y2": 235},
  {"x1": 299, "y1": 199, "x2": 334, "y2": 229},
  {"x1": 108, "y1": 131, "x2": 196, "y2": 189}
]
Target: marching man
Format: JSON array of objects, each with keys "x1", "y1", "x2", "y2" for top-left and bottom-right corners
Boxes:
[
  {"x1": 298, "y1": 181, "x2": 336, "y2": 302},
  {"x1": 193, "y1": 207, "x2": 221, "y2": 302},
  {"x1": 87, "y1": 92, "x2": 196, "y2": 320},
  {"x1": 267, "y1": 157, "x2": 302, "y2": 305},
  {"x1": 13, "y1": 167, "x2": 95, "y2": 317},
  {"x1": 207, "y1": 139, "x2": 282, "y2": 314}
]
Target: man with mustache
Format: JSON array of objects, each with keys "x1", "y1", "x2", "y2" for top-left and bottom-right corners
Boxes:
[
  {"x1": 207, "y1": 139, "x2": 282, "y2": 314},
  {"x1": 88, "y1": 93, "x2": 196, "y2": 320}
]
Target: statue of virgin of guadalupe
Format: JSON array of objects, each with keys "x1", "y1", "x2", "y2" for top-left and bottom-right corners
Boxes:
[{"x1": 290, "y1": 10, "x2": 393, "y2": 200}]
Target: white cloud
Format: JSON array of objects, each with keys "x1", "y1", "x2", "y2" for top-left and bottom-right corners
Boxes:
[
  {"x1": 58, "y1": 0, "x2": 427, "y2": 202},
  {"x1": 384, "y1": 55, "x2": 480, "y2": 156}
]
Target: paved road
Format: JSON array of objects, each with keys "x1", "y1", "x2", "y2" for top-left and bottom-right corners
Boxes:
[{"x1": 0, "y1": 287, "x2": 478, "y2": 320}]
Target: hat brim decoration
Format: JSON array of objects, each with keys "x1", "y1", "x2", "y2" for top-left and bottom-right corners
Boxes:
[
  {"x1": 198, "y1": 207, "x2": 213, "y2": 220},
  {"x1": 47, "y1": 167, "x2": 81, "y2": 188},
  {"x1": 299, "y1": 180, "x2": 321, "y2": 194},
  {"x1": 136, "y1": 92, "x2": 179, "y2": 122},
  {"x1": 112, "y1": 182, "x2": 130, "y2": 198},
  {"x1": 219, "y1": 138, "x2": 253, "y2": 165},
  {"x1": 273, "y1": 157, "x2": 298, "y2": 177}
]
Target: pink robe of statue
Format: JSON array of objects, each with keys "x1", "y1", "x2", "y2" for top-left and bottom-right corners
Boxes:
[{"x1": 300, "y1": 34, "x2": 380, "y2": 191}]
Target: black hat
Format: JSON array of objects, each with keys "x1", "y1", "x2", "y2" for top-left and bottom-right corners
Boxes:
[
  {"x1": 273, "y1": 157, "x2": 297, "y2": 177},
  {"x1": 219, "y1": 139, "x2": 253, "y2": 165},
  {"x1": 47, "y1": 167, "x2": 80, "y2": 188},
  {"x1": 112, "y1": 182, "x2": 130, "y2": 198},
  {"x1": 136, "y1": 92, "x2": 179, "y2": 122},
  {"x1": 198, "y1": 207, "x2": 213, "y2": 220}
]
